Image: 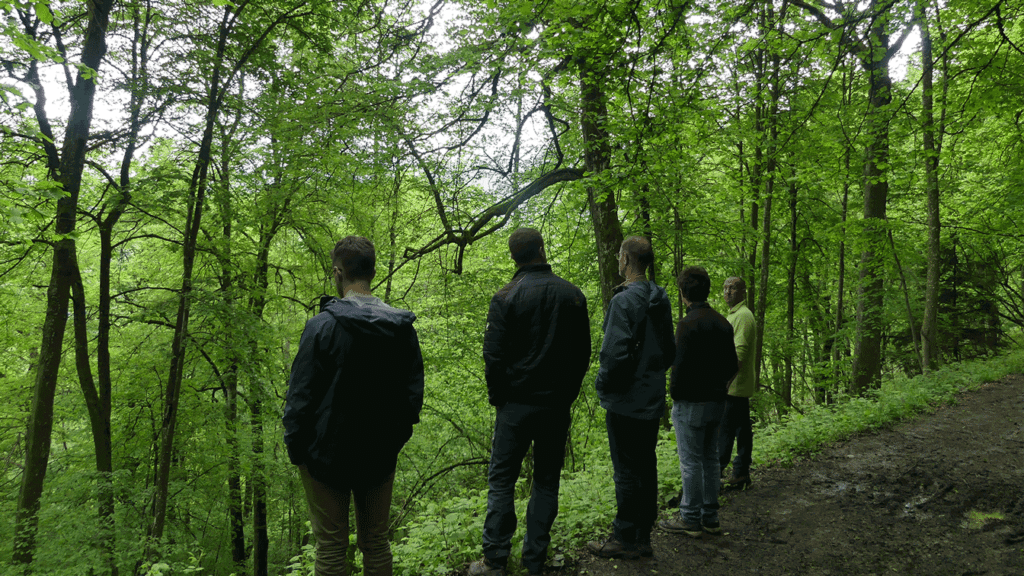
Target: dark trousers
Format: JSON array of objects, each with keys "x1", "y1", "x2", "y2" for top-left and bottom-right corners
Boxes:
[
  {"x1": 606, "y1": 411, "x2": 660, "y2": 545},
  {"x1": 718, "y1": 395, "x2": 753, "y2": 477},
  {"x1": 482, "y1": 403, "x2": 571, "y2": 574}
]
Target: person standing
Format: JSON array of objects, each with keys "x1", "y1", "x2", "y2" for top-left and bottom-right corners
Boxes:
[
  {"x1": 659, "y1": 266, "x2": 738, "y2": 538},
  {"x1": 719, "y1": 276, "x2": 756, "y2": 489},
  {"x1": 470, "y1": 228, "x2": 591, "y2": 576},
  {"x1": 587, "y1": 237, "x2": 675, "y2": 560},
  {"x1": 283, "y1": 236, "x2": 424, "y2": 576}
]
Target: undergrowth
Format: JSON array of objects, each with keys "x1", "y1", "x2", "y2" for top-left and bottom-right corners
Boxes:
[
  {"x1": 288, "y1": 347, "x2": 1024, "y2": 575},
  {"x1": 755, "y1": 348, "x2": 1024, "y2": 468}
]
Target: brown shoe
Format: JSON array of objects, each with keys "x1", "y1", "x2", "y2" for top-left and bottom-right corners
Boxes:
[
  {"x1": 587, "y1": 537, "x2": 640, "y2": 559},
  {"x1": 468, "y1": 558, "x2": 507, "y2": 576},
  {"x1": 658, "y1": 517, "x2": 703, "y2": 538}
]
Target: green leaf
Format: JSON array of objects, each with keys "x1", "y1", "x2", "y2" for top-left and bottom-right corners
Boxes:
[{"x1": 35, "y1": 2, "x2": 53, "y2": 23}]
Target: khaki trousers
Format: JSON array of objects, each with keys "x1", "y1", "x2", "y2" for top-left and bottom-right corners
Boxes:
[{"x1": 299, "y1": 466, "x2": 395, "y2": 576}]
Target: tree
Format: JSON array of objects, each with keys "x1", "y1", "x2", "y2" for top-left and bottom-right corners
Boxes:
[{"x1": 9, "y1": 0, "x2": 117, "y2": 569}]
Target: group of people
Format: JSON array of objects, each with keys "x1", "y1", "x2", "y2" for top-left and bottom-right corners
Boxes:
[{"x1": 282, "y1": 229, "x2": 757, "y2": 576}]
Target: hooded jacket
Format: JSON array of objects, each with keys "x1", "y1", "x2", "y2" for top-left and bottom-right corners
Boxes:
[
  {"x1": 283, "y1": 295, "x2": 424, "y2": 489},
  {"x1": 595, "y1": 280, "x2": 675, "y2": 419},
  {"x1": 483, "y1": 263, "x2": 591, "y2": 408}
]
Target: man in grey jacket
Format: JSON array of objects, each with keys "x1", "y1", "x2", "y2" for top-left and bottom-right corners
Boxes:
[{"x1": 587, "y1": 236, "x2": 675, "y2": 559}]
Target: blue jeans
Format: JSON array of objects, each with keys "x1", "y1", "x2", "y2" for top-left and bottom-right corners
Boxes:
[
  {"x1": 606, "y1": 411, "x2": 660, "y2": 545},
  {"x1": 671, "y1": 401, "x2": 725, "y2": 525},
  {"x1": 718, "y1": 395, "x2": 753, "y2": 477},
  {"x1": 482, "y1": 403, "x2": 571, "y2": 574}
]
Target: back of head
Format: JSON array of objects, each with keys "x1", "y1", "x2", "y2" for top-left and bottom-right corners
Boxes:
[
  {"x1": 508, "y1": 227, "x2": 545, "y2": 265},
  {"x1": 332, "y1": 236, "x2": 376, "y2": 281},
  {"x1": 678, "y1": 266, "x2": 711, "y2": 302},
  {"x1": 621, "y1": 235, "x2": 654, "y2": 278}
]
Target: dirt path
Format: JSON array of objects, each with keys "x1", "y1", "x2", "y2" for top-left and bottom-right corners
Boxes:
[{"x1": 573, "y1": 374, "x2": 1024, "y2": 576}]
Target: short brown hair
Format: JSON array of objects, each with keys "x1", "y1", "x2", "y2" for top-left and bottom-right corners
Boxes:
[
  {"x1": 620, "y1": 236, "x2": 654, "y2": 276},
  {"x1": 678, "y1": 266, "x2": 711, "y2": 302},
  {"x1": 508, "y1": 228, "x2": 544, "y2": 264},
  {"x1": 331, "y1": 236, "x2": 376, "y2": 281}
]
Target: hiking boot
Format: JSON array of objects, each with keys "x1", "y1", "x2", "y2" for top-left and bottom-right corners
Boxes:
[
  {"x1": 468, "y1": 558, "x2": 507, "y2": 576},
  {"x1": 587, "y1": 537, "x2": 640, "y2": 559},
  {"x1": 702, "y1": 520, "x2": 722, "y2": 535},
  {"x1": 637, "y1": 540, "x2": 654, "y2": 557},
  {"x1": 722, "y1": 474, "x2": 751, "y2": 490},
  {"x1": 658, "y1": 517, "x2": 703, "y2": 538}
]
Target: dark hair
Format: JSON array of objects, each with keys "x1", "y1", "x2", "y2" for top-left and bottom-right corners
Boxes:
[
  {"x1": 678, "y1": 266, "x2": 711, "y2": 302},
  {"x1": 332, "y1": 236, "x2": 376, "y2": 281},
  {"x1": 508, "y1": 228, "x2": 544, "y2": 264},
  {"x1": 621, "y1": 236, "x2": 654, "y2": 278}
]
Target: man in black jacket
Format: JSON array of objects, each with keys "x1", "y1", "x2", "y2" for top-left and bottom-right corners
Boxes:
[
  {"x1": 283, "y1": 236, "x2": 424, "y2": 576},
  {"x1": 587, "y1": 236, "x2": 674, "y2": 559},
  {"x1": 470, "y1": 228, "x2": 591, "y2": 576},
  {"x1": 659, "y1": 266, "x2": 738, "y2": 539}
]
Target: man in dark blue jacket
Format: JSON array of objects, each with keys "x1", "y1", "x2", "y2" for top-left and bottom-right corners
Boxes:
[
  {"x1": 283, "y1": 236, "x2": 424, "y2": 576},
  {"x1": 659, "y1": 266, "x2": 738, "y2": 539},
  {"x1": 470, "y1": 228, "x2": 591, "y2": 576},
  {"x1": 588, "y1": 236, "x2": 675, "y2": 560}
]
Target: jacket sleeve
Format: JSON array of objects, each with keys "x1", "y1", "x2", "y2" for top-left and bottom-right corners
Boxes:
[
  {"x1": 654, "y1": 305, "x2": 676, "y2": 373},
  {"x1": 282, "y1": 318, "x2": 322, "y2": 466},
  {"x1": 483, "y1": 293, "x2": 510, "y2": 407},
  {"x1": 595, "y1": 295, "x2": 635, "y2": 395},
  {"x1": 669, "y1": 317, "x2": 690, "y2": 400},
  {"x1": 406, "y1": 325, "x2": 425, "y2": 424},
  {"x1": 721, "y1": 324, "x2": 740, "y2": 389},
  {"x1": 732, "y1": 310, "x2": 755, "y2": 360},
  {"x1": 572, "y1": 292, "x2": 592, "y2": 386}
]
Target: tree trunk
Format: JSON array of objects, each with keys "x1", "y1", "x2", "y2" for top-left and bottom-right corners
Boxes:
[
  {"x1": 850, "y1": 8, "x2": 894, "y2": 395},
  {"x1": 639, "y1": 191, "x2": 657, "y2": 284},
  {"x1": 69, "y1": 258, "x2": 117, "y2": 575},
  {"x1": 149, "y1": 5, "x2": 232, "y2": 546},
  {"x1": 783, "y1": 180, "x2": 797, "y2": 409},
  {"x1": 753, "y1": 27, "x2": 781, "y2": 390},
  {"x1": 579, "y1": 56, "x2": 624, "y2": 309},
  {"x1": 250, "y1": 394, "x2": 269, "y2": 576},
  {"x1": 833, "y1": 148, "x2": 851, "y2": 368},
  {"x1": 14, "y1": 0, "x2": 116, "y2": 569},
  {"x1": 919, "y1": 3, "x2": 941, "y2": 372}
]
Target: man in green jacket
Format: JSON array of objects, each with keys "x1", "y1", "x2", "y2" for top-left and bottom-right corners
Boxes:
[{"x1": 719, "y1": 276, "x2": 756, "y2": 489}]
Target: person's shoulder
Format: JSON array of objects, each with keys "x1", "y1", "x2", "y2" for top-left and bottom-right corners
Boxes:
[
  {"x1": 612, "y1": 281, "x2": 647, "y2": 307},
  {"x1": 303, "y1": 308, "x2": 337, "y2": 337},
  {"x1": 493, "y1": 276, "x2": 524, "y2": 302},
  {"x1": 542, "y1": 270, "x2": 585, "y2": 297}
]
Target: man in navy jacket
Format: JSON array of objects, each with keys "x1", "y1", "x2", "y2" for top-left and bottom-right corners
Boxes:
[
  {"x1": 283, "y1": 236, "x2": 424, "y2": 576},
  {"x1": 471, "y1": 228, "x2": 591, "y2": 576}
]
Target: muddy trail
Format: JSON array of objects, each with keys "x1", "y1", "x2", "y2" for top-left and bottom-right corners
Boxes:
[{"x1": 571, "y1": 374, "x2": 1024, "y2": 576}]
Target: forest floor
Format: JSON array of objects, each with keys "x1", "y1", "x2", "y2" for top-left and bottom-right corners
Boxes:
[{"x1": 567, "y1": 373, "x2": 1024, "y2": 576}]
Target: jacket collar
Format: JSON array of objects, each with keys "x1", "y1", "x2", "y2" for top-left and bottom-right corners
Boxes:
[
  {"x1": 686, "y1": 300, "x2": 711, "y2": 313},
  {"x1": 512, "y1": 263, "x2": 552, "y2": 278}
]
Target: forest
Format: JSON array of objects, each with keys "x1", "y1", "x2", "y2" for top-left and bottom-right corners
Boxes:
[{"x1": 1, "y1": 0, "x2": 1023, "y2": 574}]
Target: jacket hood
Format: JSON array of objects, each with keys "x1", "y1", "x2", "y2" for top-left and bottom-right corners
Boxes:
[
  {"x1": 618, "y1": 280, "x2": 669, "y2": 312},
  {"x1": 319, "y1": 295, "x2": 417, "y2": 338}
]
